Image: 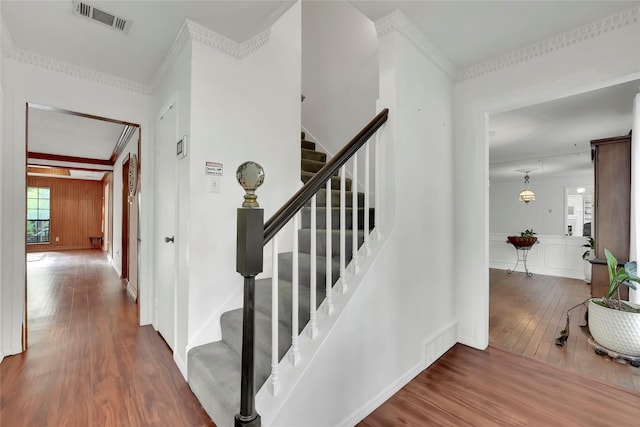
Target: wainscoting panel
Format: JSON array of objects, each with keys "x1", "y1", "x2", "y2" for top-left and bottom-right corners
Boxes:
[{"x1": 489, "y1": 233, "x2": 587, "y2": 280}]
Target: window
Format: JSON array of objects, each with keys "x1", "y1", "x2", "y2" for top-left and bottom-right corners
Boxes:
[{"x1": 27, "y1": 186, "x2": 50, "y2": 244}]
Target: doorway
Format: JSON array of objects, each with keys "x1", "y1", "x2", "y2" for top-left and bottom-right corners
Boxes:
[{"x1": 25, "y1": 103, "x2": 142, "y2": 349}]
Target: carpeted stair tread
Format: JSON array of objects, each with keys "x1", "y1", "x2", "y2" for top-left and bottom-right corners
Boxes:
[
  {"x1": 301, "y1": 171, "x2": 352, "y2": 191},
  {"x1": 308, "y1": 188, "x2": 365, "y2": 208},
  {"x1": 302, "y1": 140, "x2": 315, "y2": 150},
  {"x1": 278, "y1": 252, "x2": 341, "y2": 288},
  {"x1": 301, "y1": 148, "x2": 326, "y2": 162},
  {"x1": 220, "y1": 308, "x2": 291, "y2": 389},
  {"x1": 187, "y1": 341, "x2": 240, "y2": 427},
  {"x1": 300, "y1": 206, "x2": 374, "y2": 230},
  {"x1": 298, "y1": 229, "x2": 365, "y2": 257},
  {"x1": 302, "y1": 158, "x2": 335, "y2": 174},
  {"x1": 254, "y1": 278, "x2": 325, "y2": 331}
]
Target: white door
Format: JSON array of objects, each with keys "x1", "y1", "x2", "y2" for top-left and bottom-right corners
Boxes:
[{"x1": 155, "y1": 102, "x2": 177, "y2": 349}]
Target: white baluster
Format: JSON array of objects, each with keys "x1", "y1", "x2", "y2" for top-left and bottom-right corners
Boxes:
[
  {"x1": 375, "y1": 128, "x2": 382, "y2": 240},
  {"x1": 352, "y1": 152, "x2": 359, "y2": 274},
  {"x1": 340, "y1": 165, "x2": 347, "y2": 293},
  {"x1": 325, "y1": 180, "x2": 334, "y2": 314},
  {"x1": 364, "y1": 142, "x2": 371, "y2": 255},
  {"x1": 290, "y1": 214, "x2": 301, "y2": 365},
  {"x1": 309, "y1": 195, "x2": 318, "y2": 338},
  {"x1": 270, "y1": 236, "x2": 280, "y2": 395}
]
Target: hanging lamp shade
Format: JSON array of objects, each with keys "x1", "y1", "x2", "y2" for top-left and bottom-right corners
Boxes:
[{"x1": 519, "y1": 173, "x2": 536, "y2": 204}]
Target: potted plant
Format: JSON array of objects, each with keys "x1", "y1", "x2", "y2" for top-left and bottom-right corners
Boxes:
[
  {"x1": 507, "y1": 229, "x2": 538, "y2": 248},
  {"x1": 582, "y1": 237, "x2": 594, "y2": 283},
  {"x1": 588, "y1": 249, "x2": 640, "y2": 356}
]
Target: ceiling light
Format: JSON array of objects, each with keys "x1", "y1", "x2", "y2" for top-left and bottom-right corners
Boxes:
[
  {"x1": 519, "y1": 172, "x2": 536, "y2": 204},
  {"x1": 577, "y1": 187, "x2": 586, "y2": 194}
]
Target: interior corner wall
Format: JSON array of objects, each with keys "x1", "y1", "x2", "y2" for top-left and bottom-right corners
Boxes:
[
  {"x1": 0, "y1": 58, "x2": 153, "y2": 356},
  {"x1": 301, "y1": 1, "x2": 378, "y2": 156},
  {"x1": 454, "y1": 22, "x2": 640, "y2": 350},
  {"x1": 0, "y1": 13, "x2": 5, "y2": 362},
  {"x1": 490, "y1": 172, "x2": 593, "y2": 236},
  {"x1": 268, "y1": 29, "x2": 456, "y2": 427},
  {"x1": 184, "y1": 1, "x2": 301, "y2": 363}
]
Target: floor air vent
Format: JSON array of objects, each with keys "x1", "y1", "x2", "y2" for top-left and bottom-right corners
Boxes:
[{"x1": 73, "y1": 1, "x2": 130, "y2": 33}]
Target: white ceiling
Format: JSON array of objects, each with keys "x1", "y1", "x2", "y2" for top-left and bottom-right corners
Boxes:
[
  {"x1": 490, "y1": 79, "x2": 638, "y2": 181},
  {"x1": 2, "y1": 1, "x2": 638, "y2": 179}
]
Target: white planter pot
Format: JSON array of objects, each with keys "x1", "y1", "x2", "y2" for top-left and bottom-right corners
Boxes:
[
  {"x1": 589, "y1": 299, "x2": 640, "y2": 356},
  {"x1": 583, "y1": 259, "x2": 592, "y2": 283}
]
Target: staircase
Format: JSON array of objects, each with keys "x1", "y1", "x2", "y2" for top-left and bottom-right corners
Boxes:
[{"x1": 187, "y1": 132, "x2": 373, "y2": 427}]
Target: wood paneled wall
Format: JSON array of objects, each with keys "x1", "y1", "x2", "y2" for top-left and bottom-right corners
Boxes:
[{"x1": 27, "y1": 176, "x2": 103, "y2": 252}]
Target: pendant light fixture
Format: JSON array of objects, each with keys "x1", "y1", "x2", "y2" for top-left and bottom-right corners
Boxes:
[{"x1": 519, "y1": 171, "x2": 536, "y2": 204}]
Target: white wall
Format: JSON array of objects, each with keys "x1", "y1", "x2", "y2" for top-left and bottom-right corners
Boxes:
[
  {"x1": 301, "y1": 1, "x2": 378, "y2": 156},
  {"x1": 0, "y1": 13, "x2": 5, "y2": 363},
  {"x1": 0, "y1": 57, "x2": 153, "y2": 356},
  {"x1": 267, "y1": 26, "x2": 456, "y2": 427},
  {"x1": 490, "y1": 172, "x2": 593, "y2": 236},
  {"x1": 183, "y1": 3, "x2": 301, "y2": 368},
  {"x1": 454, "y1": 21, "x2": 640, "y2": 350}
]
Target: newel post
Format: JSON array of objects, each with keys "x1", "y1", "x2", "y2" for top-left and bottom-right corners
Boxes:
[{"x1": 235, "y1": 161, "x2": 265, "y2": 427}]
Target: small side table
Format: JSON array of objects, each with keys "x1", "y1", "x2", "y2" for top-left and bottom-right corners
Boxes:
[
  {"x1": 506, "y1": 241, "x2": 536, "y2": 277},
  {"x1": 89, "y1": 236, "x2": 103, "y2": 249}
]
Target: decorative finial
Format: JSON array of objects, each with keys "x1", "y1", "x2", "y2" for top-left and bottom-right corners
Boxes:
[{"x1": 236, "y1": 161, "x2": 265, "y2": 208}]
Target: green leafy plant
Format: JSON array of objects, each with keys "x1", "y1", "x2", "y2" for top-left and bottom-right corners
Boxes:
[
  {"x1": 600, "y1": 249, "x2": 640, "y2": 312},
  {"x1": 520, "y1": 229, "x2": 536, "y2": 237},
  {"x1": 582, "y1": 237, "x2": 595, "y2": 260}
]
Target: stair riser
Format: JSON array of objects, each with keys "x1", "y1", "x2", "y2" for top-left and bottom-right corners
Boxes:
[
  {"x1": 301, "y1": 149, "x2": 326, "y2": 162},
  {"x1": 278, "y1": 253, "x2": 341, "y2": 288},
  {"x1": 301, "y1": 140, "x2": 315, "y2": 150},
  {"x1": 254, "y1": 279, "x2": 325, "y2": 332},
  {"x1": 298, "y1": 230, "x2": 365, "y2": 257},
  {"x1": 307, "y1": 189, "x2": 365, "y2": 208},
  {"x1": 300, "y1": 207, "x2": 374, "y2": 230},
  {"x1": 220, "y1": 309, "x2": 291, "y2": 384},
  {"x1": 302, "y1": 158, "x2": 337, "y2": 175},
  {"x1": 301, "y1": 173, "x2": 352, "y2": 191}
]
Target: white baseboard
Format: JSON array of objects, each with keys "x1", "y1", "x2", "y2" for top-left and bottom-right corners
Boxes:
[
  {"x1": 126, "y1": 282, "x2": 137, "y2": 302},
  {"x1": 174, "y1": 351, "x2": 188, "y2": 380},
  {"x1": 341, "y1": 322, "x2": 458, "y2": 427}
]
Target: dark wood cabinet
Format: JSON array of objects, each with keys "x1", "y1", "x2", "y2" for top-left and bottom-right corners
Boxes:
[{"x1": 590, "y1": 134, "x2": 631, "y2": 299}]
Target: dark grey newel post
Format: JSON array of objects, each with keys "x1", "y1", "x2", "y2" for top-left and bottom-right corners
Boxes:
[{"x1": 235, "y1": 161, "x2": 265, "y2": 427}]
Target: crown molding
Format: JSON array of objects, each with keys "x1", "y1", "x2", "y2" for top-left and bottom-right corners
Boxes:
[
  {"x1": 185, "y1": 19, "x2": 271, "y2": 59},
  {"x1": 375, "y1": 10, "x2": 457, "y2": 80},
  {"x1": 3, "y1": 46, "x2": 151, "y2": 94},
  {"x1": 458, "y1": 5, "x2": 640, "y2": 82},
  {"x1": 1, "y1": 17, "x2": 15, "y2": 58},
  {"x1": 150, "y1": 19, "x2": 271, "y2": 91}
]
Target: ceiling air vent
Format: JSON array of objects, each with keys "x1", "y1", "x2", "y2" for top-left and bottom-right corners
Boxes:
[{"x1": 72, "y1": 1, "x2": 131, "y2": 33}]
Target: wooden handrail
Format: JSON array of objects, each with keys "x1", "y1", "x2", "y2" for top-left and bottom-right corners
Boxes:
[{"x1": 263, "y1": 108, "x2": 388, "y2": 244}]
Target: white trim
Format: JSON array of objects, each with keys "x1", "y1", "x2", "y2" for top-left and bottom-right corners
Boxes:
[
  {"x1": 341, "y1": 322, "x2": 458, "y2": 427},
  {"x1": 174, "y1": 351, "x2": 188, "y2": 380},
  {"x1": 300, "y1": 125, "x2": 332, "y2": 157},
  {"x1": 375, "y1": 10, "x2": 457, "y2": 80},
  {"x1": 126, "y1": 281, "x2": 137, "y2": 302},
  {"x1": 3, "y1": 45, "x2": 150, "y2": 94},
  {"x1": 458, "y1": 6, "x2": 640, "y2": 81}
]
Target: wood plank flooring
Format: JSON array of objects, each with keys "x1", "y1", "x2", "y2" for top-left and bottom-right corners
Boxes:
[
  {"x1": 360, "y1": 344, "x2": 640, "y2": 426},
  {"x1": 6, "y1": 252, "x2": 640, "y2": 426},
  {"x1": 1, "y1": 250, "x2": 215, "y2": 427},
  {"x1": 489, "y1": 269, "x2": 640, "y2": 393}
]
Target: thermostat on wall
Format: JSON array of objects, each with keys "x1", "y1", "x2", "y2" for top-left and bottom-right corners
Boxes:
[{"x1": 177, "y1": 135, "x2": 188, "y2": 159}]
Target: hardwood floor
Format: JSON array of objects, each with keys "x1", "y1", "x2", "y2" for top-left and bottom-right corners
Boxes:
[
  {"x1": 360, "y1": 344, "x2": 640, "y2": 426},
  {"x1": 489, "y1": 269, "x2": 640, "y2": 393},
  {"x1": 360, "y1": 270, "x2": 640, "y2": 425},
  {"x1": 1, "y1": 250, "x2": 214, "y2": 427},
  {"x1": 6, "y1": 253, "x2": 640, "y2": 426}
]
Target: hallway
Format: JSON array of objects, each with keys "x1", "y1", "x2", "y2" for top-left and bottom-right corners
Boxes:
[{"x1": 1, "y1": 250, "x2": 214, "y2": 426}]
